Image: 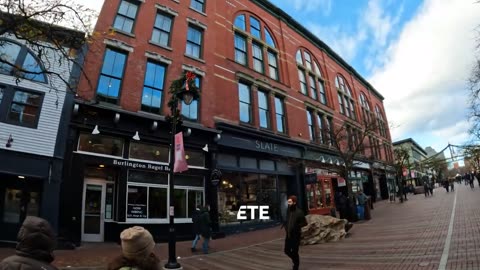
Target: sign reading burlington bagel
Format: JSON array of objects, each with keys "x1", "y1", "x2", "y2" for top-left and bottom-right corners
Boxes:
[{"x1": 112, "y1": 159, "x2": 170, "y2": 172}]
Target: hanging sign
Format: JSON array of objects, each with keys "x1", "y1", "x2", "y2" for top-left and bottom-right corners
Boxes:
[
  {"x1": 173, "y1": 132, "x2": 188, "y2": 173},
  {"x1": 338, "y1": 177, "x2": 347, "y2": 187}
]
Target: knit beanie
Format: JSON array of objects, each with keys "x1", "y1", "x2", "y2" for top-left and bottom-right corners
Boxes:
[{"x1": 120, "y1": 226, "x2": 155, "y2": 259}]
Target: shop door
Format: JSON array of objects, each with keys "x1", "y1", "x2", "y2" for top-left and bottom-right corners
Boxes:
[{"x1": 81, "y1": 180, "x2": 106, "y2": 242}]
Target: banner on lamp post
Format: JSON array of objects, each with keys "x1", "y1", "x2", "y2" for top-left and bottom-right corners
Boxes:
[{"x1": 174, "y1": 132, "x2": 188, "y2": 173}]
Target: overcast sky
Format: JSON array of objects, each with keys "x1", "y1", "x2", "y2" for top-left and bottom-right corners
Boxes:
[{"x1": 78, "y1": 0, "x2": 479, "y2": 159}]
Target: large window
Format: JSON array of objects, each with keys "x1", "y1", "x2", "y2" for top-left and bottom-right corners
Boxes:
[
  {"x1": 190, "y1": 0, "x2": 205, "y2": 13},
  {"x1": 96, "y1": 48, "x2": 127, "y2": 104},
  {"x1": 77, "y1": 133, "x2": 124, "y2": 157},
  {"x1": 359, "y1": 93, "x2": 372, "y2": 125},
  {"x1": 0, "y1": 85, "x2": 44, "y2": 128},
  {"x1": 181, "y1": 77, "x2": 200, "y2": 121},
  {"x1": 141, "y1": 61, "x2": 166, "y2": 113},
  {"x1": 142, "y1": 61, "x2": 165, "y2": 113},
  {"x1": 296, "y1": 49, "x2": 326, "y2": 104},
  {"x1": 234, "y1": 34, "x2": 247, "y2": 65},
  {"x1": 238, "y1": 82, "x2": 251, "y2": 123},
  {"x1": 335, "y1": 75, "x2": 356, "y2": 120},
  {"x1": 274, "y1": 96, "x2": 286, "y2": 133},
  {"x1": 0, "y1": 39, "x2": 47, "y2": 83},
  {"x1": 151, "y1": 13, "x2": 173, "y2": 47},
  {"x1": 186, "y1": 26, "x2": 203, "y2": 59},
  {"x1": 127, "y1": 171, "x2": 204, "y2": 221},
  {"x1": 257, "y1": 90, "x2": 270, "y2": 129},
  {"x1": 233, "y1": 14, "x2": 279, "y2": 80},
  {"x1": 375, "y1": 106, "x2": 387, "y2": 138},
  {"x1": 7, "y1": 89, "x2": 43, "y2": 128},
  {"x1": 252, "y1": 42, "x2": 264, "y2": 74},
  {"x1": 307, "y1": 110, "x2": 315, "y2": 141},
  {"x1": 113, "y1": 0, "x2": 139, "y2": 33},
  {"x1": 129, "y1": 142, "x2": 169, "y2": 163}
]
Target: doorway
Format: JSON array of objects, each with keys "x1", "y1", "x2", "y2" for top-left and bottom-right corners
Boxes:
[{"x1": 81, "y1": 179, "x2": 106, "y2": 242}]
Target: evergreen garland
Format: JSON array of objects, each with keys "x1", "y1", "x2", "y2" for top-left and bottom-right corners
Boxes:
[{"x1": 166, "y1": 71, "x2": 200, "y2": 124}]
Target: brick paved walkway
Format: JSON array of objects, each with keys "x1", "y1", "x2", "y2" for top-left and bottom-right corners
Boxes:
[{"x1": 0, "y1": 183, "x2": 478, "y2": 270}]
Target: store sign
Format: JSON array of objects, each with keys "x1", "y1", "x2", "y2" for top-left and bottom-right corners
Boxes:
[
  {"x1": 112, "y1": 159, "x2": 169, "y2": 172},
  {"x1": 237, "y1": 205, "x2": 270, "y2": 220},
  {"x1": 218, "y1": 133, "x2": 302, "y2": 158},
  {"x1": 127, "y1": 205, "x2": 147, "y2": 218},
  {"x1": 338, "y1": 177, "x2": 347, "y2": 187}
]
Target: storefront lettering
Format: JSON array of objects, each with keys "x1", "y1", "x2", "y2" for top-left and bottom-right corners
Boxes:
[
  {"x1": 127, "y1": 205, "x2": 147, "y2": 218},
  {"x1": 255, "y1": 140, "x2": 279, "y2": 152},
  {"x1": 237, "y1": 205, "x2": 270, "y2": 220},
  {"x1": 113, "y1": 160, "x2": 168, "y2": 172}
]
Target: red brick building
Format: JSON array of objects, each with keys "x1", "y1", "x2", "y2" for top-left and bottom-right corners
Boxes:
[{"x1": 60, "y1": 0, "x2": 395, "y2": 244}]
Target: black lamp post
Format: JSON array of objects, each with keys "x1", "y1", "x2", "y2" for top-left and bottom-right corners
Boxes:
[{"x1": 164, "y1": 72, "x2": 199, "y2": 270}]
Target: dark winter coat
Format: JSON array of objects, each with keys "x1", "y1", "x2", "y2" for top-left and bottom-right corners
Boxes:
[
  {"x1": 284, "y1": 206, "x2": 307, "y2": 240},
  {"x1": 334, "y1": 192, "x2": 347, "y2": 210},
  {"x1": 191, "y1": 208, "x2": 201, "y2": 235},
  {"x1": 0, "y1": 216, "x2": 58, "y2": 270},
  {"x1": 107, "y1": 253, "x2": 161, "y2": 270},
  {"x1": 198, "y1": 208, "x2": 211, "y2": 238}
]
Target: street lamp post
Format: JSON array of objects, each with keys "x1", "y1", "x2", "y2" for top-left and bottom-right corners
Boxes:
[{"x1": 164, "y1": 72, "x2": 200, "y2": 270}]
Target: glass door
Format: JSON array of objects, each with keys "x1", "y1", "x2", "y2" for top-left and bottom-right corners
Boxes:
[{"x1": 81, "y1": 180, "x2": 106, "y2": 242}]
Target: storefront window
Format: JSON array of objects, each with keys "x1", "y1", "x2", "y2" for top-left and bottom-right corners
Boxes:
[
  {"x1": 105, "y1": 183, "x2": 114, "y2": 220},
  {"x1": 218, "y1": 172, "x2": 281, "y2": 224},
  {"x1": 78, "y1": 133, "x2": 124, "y2": 157},
  {"x1": 148, "y1": 187, "x2": 167, "y2": 218},
  {"x1": 130, "y1": 142, "x2": 169, "y2": 163},
  {"x1": 188, "y1": 190, "x2": 203, "y2": 217},
  {"x1": 127, "y1": 186, "x2": 148, "y2": 218},
  {"x1": 3, "y1": 189, "x2": 39, "y2": 223},
  {"x1": 173, "y1": 189, "x2": 187, "y2": 218},
  {"x1": 128, "y1": 170, "x2": 168, "y2": 185},
  {"x1": 185, "y1": 149, "x2": 205, "y2": 167}
]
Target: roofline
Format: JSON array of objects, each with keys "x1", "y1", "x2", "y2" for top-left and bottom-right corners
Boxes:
[
  {"x1": 392, "y1": 138, "x2": 428, "y2": 156},
  {"x1": 251, "y1": 0, "x2": 384, "y2": 101}
]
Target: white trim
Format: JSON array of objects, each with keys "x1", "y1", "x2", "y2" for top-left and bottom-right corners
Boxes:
[
  {"x1": 125, "y1": 218, "x2": 193, "y2": 224},
  {"x1": 128, "y1": 158, "x2": 169, "y2": 166},
  {"x1": 182, "y1": 64, "x2": 206, "y2": 77},
  {"x1": 81, "y1": 180, "x2": 106, "y2": 242},
  {"x1": 155, "y1": 3, "x2": 178, "y2": 16},
  {"x1": 145, "y1": 51, "x2": 172, "y2": 65},
  {"x1": 104, "y1": 38, "x2": 134, "y2": 52},
  {"x1": 74, "y1": 151, "x2": 123, "y2": 159},
  {"x1": 186, "y1": 17, "x2": 207, "y2": 30}
]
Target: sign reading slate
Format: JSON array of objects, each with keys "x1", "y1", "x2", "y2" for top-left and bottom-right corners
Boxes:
[{"x1": 127, "y1": 205, "x2": 147, "y2": 218}]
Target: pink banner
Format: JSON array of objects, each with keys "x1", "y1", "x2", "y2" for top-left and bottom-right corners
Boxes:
[{"x1": 173, "y1": 132, "x2": 188, "y2": 173}]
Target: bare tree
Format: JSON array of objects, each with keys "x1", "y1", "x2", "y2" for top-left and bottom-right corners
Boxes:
[
  {"x1": 0, "y1": 0, "x2": 98, "y2": 93},
  {"x1": 392, "y1": 146, "x2": 410, "y2": 202},
  {"x1": 326, "y1": 118, "x2": 381, "y2": 197}
]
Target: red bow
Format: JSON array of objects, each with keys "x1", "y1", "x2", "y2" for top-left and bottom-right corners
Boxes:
[{"x1": 185, "y1": 72, "x2": 196, "y2": 91}]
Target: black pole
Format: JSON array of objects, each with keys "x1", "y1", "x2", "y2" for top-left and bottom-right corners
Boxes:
[{"x1": 165, "y1": 98, "x2": 181, "y2": 269}]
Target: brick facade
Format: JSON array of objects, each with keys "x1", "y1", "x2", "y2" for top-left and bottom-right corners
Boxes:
[{"x1": 77, "y1": 0, "x2": 393, "y2": 163}]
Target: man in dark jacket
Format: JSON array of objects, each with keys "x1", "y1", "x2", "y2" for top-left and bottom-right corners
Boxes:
[
  {"x1": 191, "y1": 205, "x2": 201, "y2": 252},
  {"x1": 0, "y1": 216, "x2": 58, "y2": 270},
  {"x1": 334, "y1": 191, "x2": 348, "y2": 219},
  {"x1": 283, "y1": 195, "x2": 307, "y2": 270},
  {"x1": 198, "y1": 205, "x2": 211, "y2": 254}
]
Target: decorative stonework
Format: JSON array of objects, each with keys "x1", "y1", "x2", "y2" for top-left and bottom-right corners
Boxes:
[
  {"x1": 182, "y1": 64, "x2": 206, "y2": 77},
  {"x1": 145, "y1": 51, "x2": 172, "y2": 65},
  {"x1": 103, "y1": 39, "x2": 134, "y2": 52},
  {"x1": 155, "y1": 4, "x2": 179, "y2": 16},
  {"x1": 186, "y1": 17, "x2": 207, "y2": 30}
]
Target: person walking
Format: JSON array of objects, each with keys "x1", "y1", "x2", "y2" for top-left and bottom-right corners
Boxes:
[
  {"x1": 107, "y1": 226, "x2": 160, "y2": 270},
  {"x1": 191, "y1": 205, "x2": 201, "y2": 252},
  {"x1": 283, "y1": 195, "x2": 307, "y2": 270},
  {"x1": 356, "y1": 190, "x2": 368, "y2": 220},
  {"x1": 334, "y1": 191, "x2": 348, "y2": 220},
  {"x1": 0, "y1": 216, "x2": 59, "y2": 270},
  {"x1": 198, "y1": 205, "x2": 212, "y2": 254},
  {"x1": 450, "y1": 178, "x2": 455, "y2": 192},
  {"x1": 423, "y1": 182, "x2": 430, "y2": 197}
]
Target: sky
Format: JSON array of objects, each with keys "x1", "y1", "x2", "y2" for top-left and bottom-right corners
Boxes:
[{"x1": 77, "y1": 0, "x2": 480, "y2": 159}]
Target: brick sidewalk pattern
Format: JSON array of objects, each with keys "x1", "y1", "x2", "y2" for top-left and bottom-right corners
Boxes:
[{"x1": 1, "y1": 182, "x2": 479, "y2": 270}]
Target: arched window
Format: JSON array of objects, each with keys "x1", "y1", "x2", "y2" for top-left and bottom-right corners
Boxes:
[
  {"x1": 0, "y1": 39, "x2": 47, "y2": 83},
  {"x1": 335, "y1": 75, "x2": 355, "y2": 120},
  {"x1": 233, "y1": 13, "x2": 279, "y2": 80},
  {"x1": 359, "y1": 92, "x2": 372, "y2": 124},
  {"x1": 375, "y1": 105, "x2": 387, "y2": 138},
  {"x1": 296, "y1": 48, "x2": 327, "y2": 105}
]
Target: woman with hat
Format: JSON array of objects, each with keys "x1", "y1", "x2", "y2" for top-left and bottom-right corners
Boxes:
[{"x1": 108, "y1": 226, "x2": 161, "y2": 270}]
